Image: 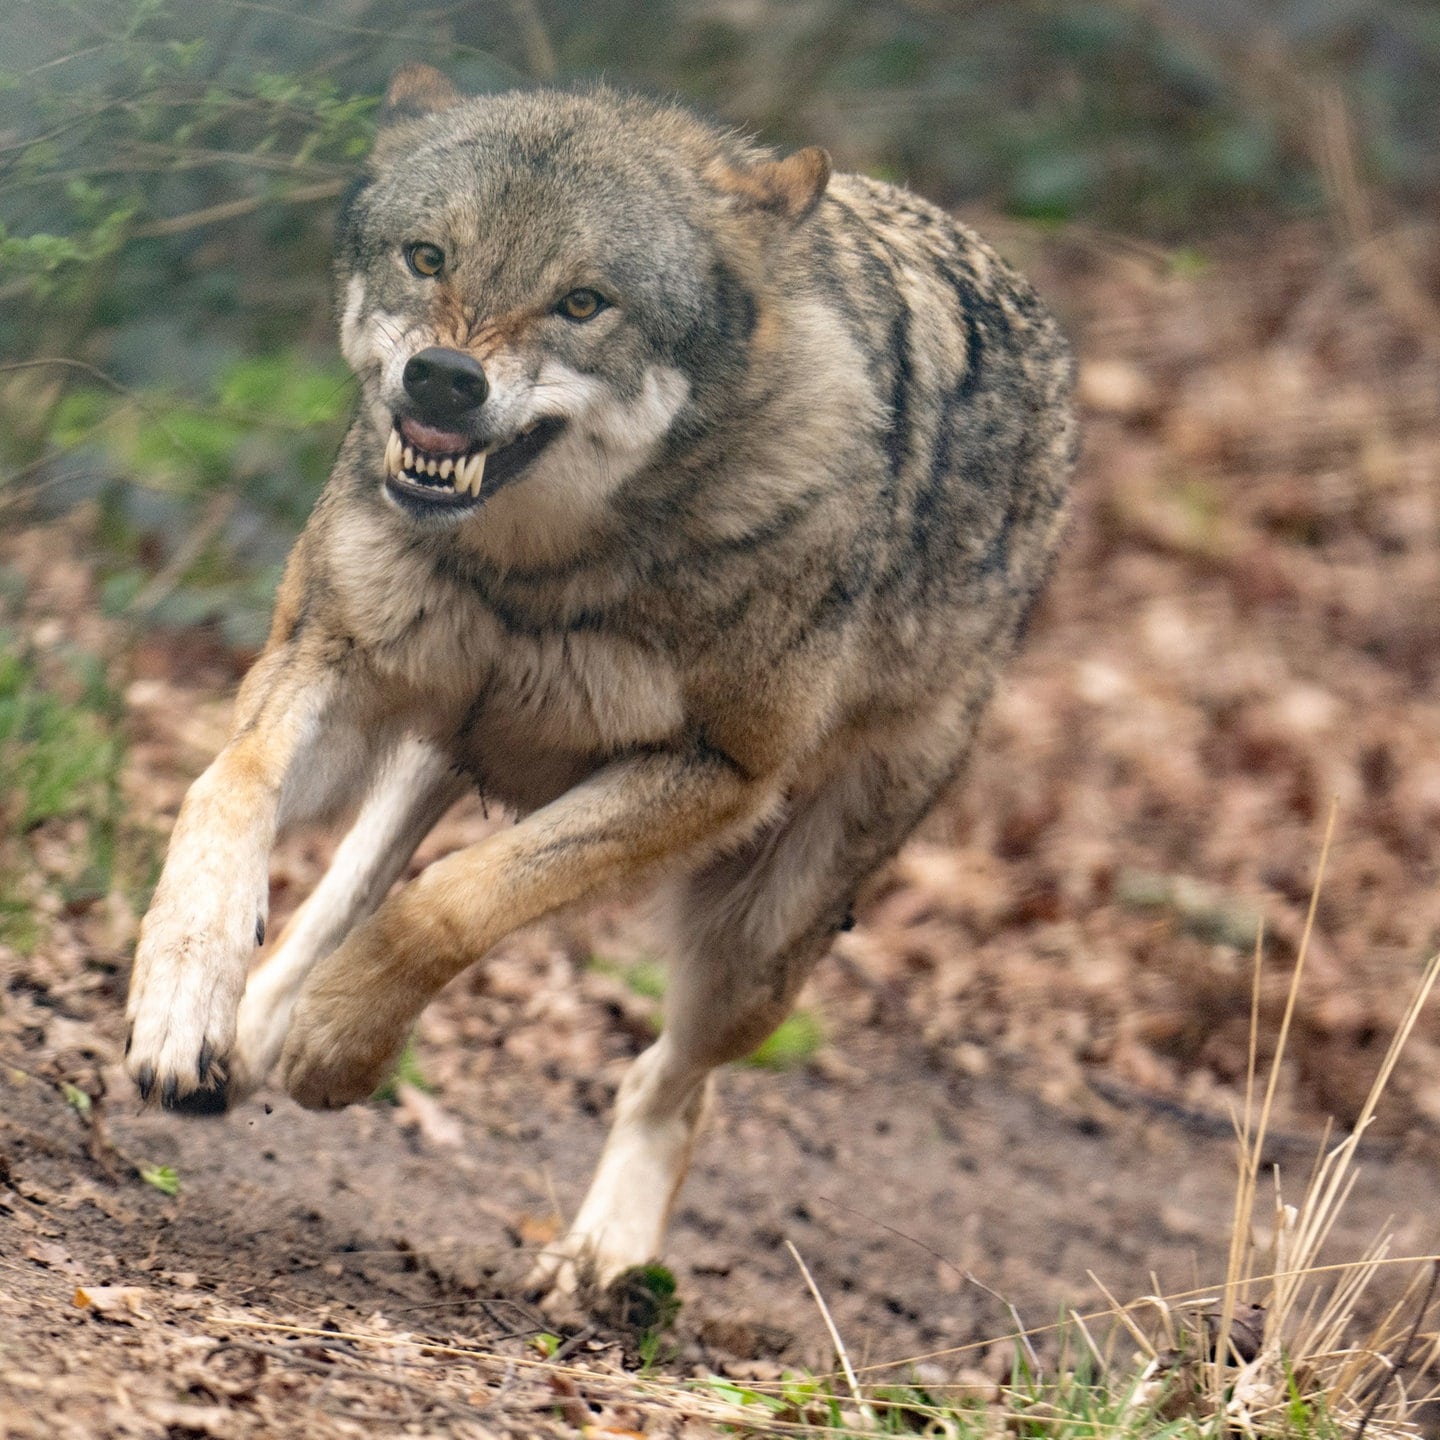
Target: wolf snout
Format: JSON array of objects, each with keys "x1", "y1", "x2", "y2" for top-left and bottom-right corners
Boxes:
[{"x1": 402, "y1": 346, "x2": 489, "y2": 424}]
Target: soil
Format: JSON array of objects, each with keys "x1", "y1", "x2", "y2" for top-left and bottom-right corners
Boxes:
[{"x1": 3, "y1": 218, "x2": 1440, "y2": 1437}]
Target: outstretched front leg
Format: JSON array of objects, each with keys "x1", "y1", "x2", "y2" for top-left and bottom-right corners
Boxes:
[
  {"x1": 278, "y1": 741, "x2": 780, "y2": 1111},
  {"x1": 125, "y1": 637, "x2": 385, "y2": 1113}
]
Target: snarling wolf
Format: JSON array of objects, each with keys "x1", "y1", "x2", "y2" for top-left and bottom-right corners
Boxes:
[{"x1": 125, "y1": 65, "x2": 1076, "y2": 1295}]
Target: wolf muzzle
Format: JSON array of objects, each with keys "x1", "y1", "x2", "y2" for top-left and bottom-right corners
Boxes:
[{"x1": 402, "y1": 346, "x2": 489, "y2": 424}]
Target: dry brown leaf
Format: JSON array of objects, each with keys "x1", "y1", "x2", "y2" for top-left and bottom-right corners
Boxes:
[
  {"x1": 73, "y1": 1284, "x2": 150, "y2": 1321},
  {"x1": 24, "y1": 1239, "x2": 83, "y2": 1276},
  {"x1": 515, "y1": 1211, "x2": 561, "y2": 1247}
]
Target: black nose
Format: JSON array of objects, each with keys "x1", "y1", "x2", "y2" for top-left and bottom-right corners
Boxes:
[{"x1": 402, "y1": 347, "x2": 488, "y2": 422}]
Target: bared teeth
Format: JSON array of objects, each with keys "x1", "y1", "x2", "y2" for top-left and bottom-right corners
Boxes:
[{"x1": 386, "y1": 425, "x2": 490, "y2": 498}]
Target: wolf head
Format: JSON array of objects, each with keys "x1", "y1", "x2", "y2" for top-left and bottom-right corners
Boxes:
[{"x1": 335, "y1": 66, "x2": 830, "y2": 544}]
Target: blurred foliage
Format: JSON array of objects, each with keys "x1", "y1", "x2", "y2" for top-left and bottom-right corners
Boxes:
[
  {"x1": 0, "y1": 628, "x2": 126, "y2": 949},
  {"x1": 743, "y1": 1008, "x2": 825, "y2": 1070},
  {"x1": 0, "y1": 631, "x2": 120, "y2": 826},
  {"x1": 0, "y1": 0, "x2": 1436, "y2": 640}
]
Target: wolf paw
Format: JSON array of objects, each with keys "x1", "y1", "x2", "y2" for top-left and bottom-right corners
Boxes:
[
  {"x1": 125, "y1": 907, "x2": 256, "y2": 1116},
  {"x1": 524, "y1": 1231, "x2": 653, "y2": 1311},
  {"x1": 279, "y1": 986, "x2": 408, "y2": 1110}
]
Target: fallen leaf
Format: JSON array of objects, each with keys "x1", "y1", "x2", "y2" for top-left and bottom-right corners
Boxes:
[
  {"x1": 515, "y1": 1211, "x2": 561, "y2": 1247},
  {"x1": 24, "y1": 1239, "x2": 83, "y2": 1275},
  {"x1": 73, "y1": 1284, "x2": 150, "y2": 1321},
  {"x1": 139, "y1": 1162, "x2": 180, "y2": 1196}
]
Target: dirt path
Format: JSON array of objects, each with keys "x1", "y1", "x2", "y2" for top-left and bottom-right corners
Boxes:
[{"x1": 5, "y1": 1012, "x2": 1435, "y2": 1438}]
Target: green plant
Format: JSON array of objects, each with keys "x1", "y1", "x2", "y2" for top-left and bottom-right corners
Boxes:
[
  {"x1": 743, "y1": 1009, "x2": 823, "y2": 1071},
  {"x1": 0, "y1": 636, "x2": 121, "y2": 831},
  {"x1": 371, "y1": 1035, "x2": 431, "y2": 1104},
  {"x1": 589, "y1": 954, "x2": 667, "y2": 1003},
  {"x1": 138, "y1": 1162, "x2": 180, "y2": 1196}
]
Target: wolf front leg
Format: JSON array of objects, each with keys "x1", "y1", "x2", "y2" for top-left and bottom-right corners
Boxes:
[
  {"x1": 227, "y1": 737, "x2": 468, "y2": 1103},
  {"x1": 125, "y1": 642, "x2": 381, "y2": 1113},
  {"x1": 278, "y1": 742, "x2": 781, "y2": 1111}
]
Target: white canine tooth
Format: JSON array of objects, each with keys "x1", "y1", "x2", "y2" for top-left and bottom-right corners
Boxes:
[
  {"x1": 385, "y1": 431, "x2": 401, "y2": 476},
  {"x1": 469, "y1": 451, "x2": 486, "y2": 496},
  {"x1": 403, "y1": 445, "x2": 415, "y2": 472},
  {"x1": 439, "y1": 458, "x2": 453, "y2": 479}
]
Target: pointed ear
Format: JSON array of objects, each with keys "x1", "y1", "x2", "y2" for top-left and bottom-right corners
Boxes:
[
  {"x1": 708, "y1": 146, "x2": 832, "y2": 224},
  {"x1": 378, "y1": 63, "x2": 462, "y2": 128}
]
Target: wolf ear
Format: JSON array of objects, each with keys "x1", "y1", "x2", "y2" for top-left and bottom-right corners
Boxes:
[
  {"x1": 709, "y1": 146, "x2": 832, "y2": 224},
  {"x1": 378, "y1": 64, "x2": 462, "y2": 128}
]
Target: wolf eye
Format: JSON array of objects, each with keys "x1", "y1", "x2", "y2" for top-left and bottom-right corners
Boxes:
[
  {"x1": 404, "y1": 242, "x2": 445, "y2": 278},
  {"x1": 557, "y1": 289, "x2": 606, "y2": 321}
]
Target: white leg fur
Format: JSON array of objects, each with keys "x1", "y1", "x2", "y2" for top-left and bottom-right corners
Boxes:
[
  {"x1": 529, "y1": 1036, "x2": 710, "y2": 1297},
  {"x1": 124, "y1": 663, "x2": 363, "y2": 1109},
  {"x1": 229, "y1": 737, "x2": 466, "y2": 1101}
]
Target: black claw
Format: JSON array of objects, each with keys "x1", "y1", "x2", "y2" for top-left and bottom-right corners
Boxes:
[
  {"x1": 161, "y1": 1075, "x2": 178, "y2": 1109},
  {"x1": 197, "y1": 1038, "x2": 214, "y2": 1084},
  {"x1": 124, "y1": 1027, "x2": 133, "y2": 1057},
  {"x1": 839, "y1": 911, "x2": 857, "y2": 932},
  {"x1": 137, "y1": 1064, "x2": 155, "y2": 1102},
  {"x1": 255, "y1": 915, "x2": 266, "y2": 946}
]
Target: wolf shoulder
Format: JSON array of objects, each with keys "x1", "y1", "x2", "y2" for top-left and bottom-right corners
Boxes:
[{"x1": 817, "y1": 171, "x2": 1073, "y2": 400}]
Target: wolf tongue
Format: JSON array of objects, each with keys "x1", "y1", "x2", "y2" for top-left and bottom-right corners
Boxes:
[{"x1": 398, "y1": 416, "x2": 471, "y2": 454}]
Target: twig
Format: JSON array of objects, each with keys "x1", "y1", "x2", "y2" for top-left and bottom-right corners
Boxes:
[
  {"x1": 129, "y1": 491, "x2": 238, "y2": 615},
  {"x1": 817, "y1": 1192, "x2": 1040, "y2": 1372},
  {"x1": 206, "y1": 1339, "x2": 492, "y2": 1421},
  {"x1": 130, "y1": 178, "x2": 345, "y2": 238},
  {"x1": 785, "y1": 1239, "x2": 868, "y2": 1415},
  {"x1": 549, "y1": 1323, "x2": 597, "y2": 1363}
]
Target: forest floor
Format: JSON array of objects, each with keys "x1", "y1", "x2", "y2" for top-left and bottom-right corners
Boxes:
[{"x1": 3, "y1": 216, "x2": 1440, "y2": 1438}]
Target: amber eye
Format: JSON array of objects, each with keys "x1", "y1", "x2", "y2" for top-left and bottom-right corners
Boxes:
[
  {"x1": 557, "y1": 289, "x2": 606, "y2": 321},
  {"x1": 404, "y1": 242, "x2": 445, "y2": 278}
]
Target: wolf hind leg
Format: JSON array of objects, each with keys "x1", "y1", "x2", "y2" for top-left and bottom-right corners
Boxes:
[
  {"x1": 531, "y1": 706, "x2": 979, "y2": 1299},
  {"x1": 228, "y1": 737, "x2": 467, "y2": 1103}
]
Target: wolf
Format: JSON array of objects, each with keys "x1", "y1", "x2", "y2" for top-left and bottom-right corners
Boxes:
[{"x1": 123, "y1": 64, "x2": 1075, "y2": 1296}]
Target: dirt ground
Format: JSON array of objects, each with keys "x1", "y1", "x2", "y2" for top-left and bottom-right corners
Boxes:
[{"x1": 3, "y1": 218, "x2": 1440, "y2": 1437}]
